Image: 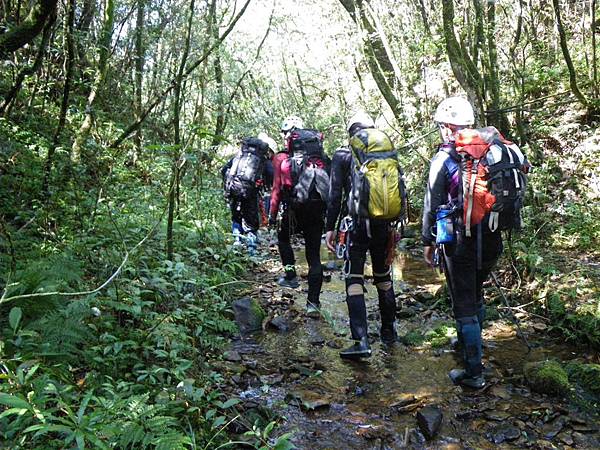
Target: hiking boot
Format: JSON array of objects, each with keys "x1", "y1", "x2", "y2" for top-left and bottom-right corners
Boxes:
[
  {"x1": 277, "y1": 276, "x2": 299, "y2": 289},
  {"x1": 448, "y1": 368, "x2": 485, "y2": 389},
  {"x1": 306, "y1": 302, "x2": 320, "y2": 318},
  {"x1": 339, "y1": 337, "x2": 372, "y2": 360},
  {"x1": 380, "y1": 325, "x2": 397, "y2": 346}
]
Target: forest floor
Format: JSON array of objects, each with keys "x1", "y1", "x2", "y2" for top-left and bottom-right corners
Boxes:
[{"x1": 217, "y1": 237, "x2": 600, "y2": 449}]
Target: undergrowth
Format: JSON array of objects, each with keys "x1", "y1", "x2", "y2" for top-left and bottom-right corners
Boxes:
[{"x1": 0, "y1": 122, "x2": 293, "y2": 449}]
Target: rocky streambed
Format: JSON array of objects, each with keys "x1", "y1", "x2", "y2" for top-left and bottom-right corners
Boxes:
[{"x1": 218, "y1": 242, "x2": 600, "y2": 449}]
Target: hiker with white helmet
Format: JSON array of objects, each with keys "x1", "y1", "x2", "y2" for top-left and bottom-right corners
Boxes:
[
  {"x1": 422, "y1": 97, "x2": 529, "y2": 388},
  {"x1": 326, "y1": 111, "x2": 407, "y2": 359},
  {"x1": 269, "y1": 115, "x2": 330, "y2": 316}
]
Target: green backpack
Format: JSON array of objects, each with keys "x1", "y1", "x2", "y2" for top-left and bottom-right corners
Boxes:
[{"x1": 348, "y1": 128, "x2": 407, "y2": 222}]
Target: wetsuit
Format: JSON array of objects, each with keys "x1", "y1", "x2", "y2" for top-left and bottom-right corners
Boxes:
[
  {"x1": 270, "y1": 151, "x2": 326, "y2": 306},
  {"x1": 421, "y1": 143, "x2": 503, "y2": 320},
  {"x1": 326, "y1": 146, "x2": 397, "y2": 342},
  {"x1": 221, "y1": 157, "x2": 261, "y2": 238},
  {"x1": 422, "y1": 141, "x2": 503, "y2": 379}
]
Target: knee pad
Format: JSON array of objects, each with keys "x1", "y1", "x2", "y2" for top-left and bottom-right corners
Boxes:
[
  {"x1": 376, "y1": 281, "x2": 392, "y2": 291},
  {"x1": 347, "y1": 283, "x2": 363, "y2": 296}
]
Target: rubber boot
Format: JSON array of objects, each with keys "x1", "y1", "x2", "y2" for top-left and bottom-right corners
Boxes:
[
  {"x1": 378, "y1": 288, "x2": 397, "y2": 345},
  {"x1": 246, "y1": 232, "x2": 257, "y2": 256},
  {"x1": 449, "y1": 315, "x2": 485, "y2": 389},
  {"x1": 232, "y1": 222, "x2": 243, "y2": 245},
  {"x1": 340, "y1": 336, "x2": 371, "y2": 360},
  {"x1": 277, "y1": 265, "x2": 299, "y2": 288},
  {"x1": 340, "y1": 294, "x2": 371, "y2": 359}
]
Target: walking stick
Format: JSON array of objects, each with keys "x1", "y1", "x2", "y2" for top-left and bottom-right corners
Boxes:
[{"x1": 491, "y1": 272, "x2": 532, "y2": 352}]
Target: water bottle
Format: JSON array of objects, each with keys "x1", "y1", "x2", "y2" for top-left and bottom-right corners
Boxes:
[{"x1": 435, "y1": 205, "x2": 455, "y2": 245}]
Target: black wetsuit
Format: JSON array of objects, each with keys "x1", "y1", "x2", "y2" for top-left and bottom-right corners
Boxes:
[{"x1": 326, "y1": 146, "x2": 396, "y2": 340}]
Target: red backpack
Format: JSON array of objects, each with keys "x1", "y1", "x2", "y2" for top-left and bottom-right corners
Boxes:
[{"x1": 455, "y1": 127, "x2": 529, "y2": 236}]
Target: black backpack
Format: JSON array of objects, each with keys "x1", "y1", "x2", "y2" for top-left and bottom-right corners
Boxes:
[
  {"x1": 225, "y1": 138, "x2": 268, "y2": 199},
  {"x1": 285, "y1": 129, "x2": 330, "y2": 204}
]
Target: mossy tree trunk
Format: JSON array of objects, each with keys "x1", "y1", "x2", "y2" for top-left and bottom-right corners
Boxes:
[
  {"x1": 42, "y1": 0, "x2": 75, "y2": 196},
  {"x1": 551, "y1": 0, "x2": 590, "y2": 109},
  {"x1": 131, "y1": 0, "x2": 145, "y2": 165},
  {"x1": 0, "y1": 0, "x2": 57, "y2": 58},
  {"x1": 71, "y1": 0, "x2": 115, "y2": 162},
  {"x1": 0, "y1": 10, "x2": 55, "y2": 115},
  {"x1": 441, "y1": 0, "x2": 485, "y2": 124},
  {"x1": 485, "y1": 0, "x2": 511, "y2": 135},
  {"x1": 167, "y1": 0, "x2": 195, "y2": 261},
  {"x1": 338, "y1": 0, "x2": 402, "y2": 122}
]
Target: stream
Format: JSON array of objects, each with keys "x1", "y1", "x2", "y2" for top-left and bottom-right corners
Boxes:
[{"x1": 226, "y1": 242, "x2": 600, "y2": 449}]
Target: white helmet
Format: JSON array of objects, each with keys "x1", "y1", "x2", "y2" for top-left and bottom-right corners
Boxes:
[
  {"x1": 347, "y1": 111, "x2": 375, "y2": 133},
  {"x1": 434, "y1": 97, "x2": 475, "y2": 126},
  {"x1": 280, "y1": 116, "x2": 304, "y2": 132},
  {"x1": 258, "y1": 132, "x2": 277, "y2": 152}
]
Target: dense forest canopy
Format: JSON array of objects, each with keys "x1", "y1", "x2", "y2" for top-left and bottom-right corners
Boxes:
[{"x1": 1, "y1": 0, "x2": 599, "y2": 448}]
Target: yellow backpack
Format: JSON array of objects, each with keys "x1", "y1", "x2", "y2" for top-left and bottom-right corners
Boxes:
[{"x1": 348, "y1": 128, "x2": 407, "y2": 221}]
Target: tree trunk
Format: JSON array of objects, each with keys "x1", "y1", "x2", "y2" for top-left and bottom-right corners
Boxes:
[
  {"x1": 338, "y1": 0, "x2": 402, "y2": 122},
  {"x1": 0, "y1": 11, "x2": 54, "y2": 115},
  {"x1": 592, "y1": 0, "x2": 598, "y2": 98},
  {"x1": 441, "y1": 0, "x2": 486, "y2": 124},
  {"x1": 551, "y1": 0, "x2": 589, "y2": 108},
  {"x1": 485, "y1": 0, "x2": 511, "y2": 134},
  {"x1": 167, "y1": 0, "x2": 195, "y2": 261},
  {"x1": 109, "y1": 0, "x2": 250, "y2": 149},
  {"x1": 132, "y1": 0, "x2": 145, "y2": 164},
  {"x1": 0, "y1": 0, "x2": 57, "y2": 58},
  {"x1": 71, "y1": 0, "x2": 115, "y2": 162},
  {"x1": 42, "y1": 0, "x2": 75, "y2": 196}
]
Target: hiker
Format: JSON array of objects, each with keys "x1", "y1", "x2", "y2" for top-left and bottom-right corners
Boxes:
[
  {"x1": 269, "y1": 115, "x2": 330, "y2": 316},
  {"x1": 326, "y1": 112, "x2": 407, "y2": 359},
  {"x1": 258, "y1": 132, "x2": 276, "y2": 225},
  {"x1": 222, "y1": 136, "x2": 271, "y2": 255},
  {"x1": 422, "y1": 97, "x2": 528, "y2": 388}
]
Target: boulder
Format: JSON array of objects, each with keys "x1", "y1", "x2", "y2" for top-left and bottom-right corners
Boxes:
[
  {"x1": 232, "y1": 297, "x2": 266, "y2": 334},
  {"x1": 523, "y1": 360, "x2": 570, "y2": 396}
]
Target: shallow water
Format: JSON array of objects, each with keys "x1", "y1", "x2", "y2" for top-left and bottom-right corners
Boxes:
[{"x1": 232, "y1": 245, "x2": 600, "y2": 449}]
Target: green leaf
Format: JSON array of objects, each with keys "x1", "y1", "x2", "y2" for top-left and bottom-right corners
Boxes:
[
  {"x1": 9, "y1": 307, "x2": 22, "y2": 332},
  {"x1": 219, "y1": 398, "x2": 240, "y2": 409},
  {"x1": 0, "y1": 393, "x2": 30, "y2": 409},
  {"x1": 212, "y1": 415, "x2": 226, "y2": 428}
]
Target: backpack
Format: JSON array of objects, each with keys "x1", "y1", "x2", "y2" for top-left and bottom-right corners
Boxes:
[
  {"x1": 281, "y1": 129, "x2": 330, "y2": 205},
  {"x1": 454, "y1": 126, "x2": 528, "y2": 236},
  {"x1": 225, "y1": 138, "x2": 268, "y2": 198},
  {"x1": 348, "y1": 128, "x2": 407, "y2": 222}
]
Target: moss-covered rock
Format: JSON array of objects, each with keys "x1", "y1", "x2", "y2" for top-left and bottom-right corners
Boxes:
[
  {"x1": 524, "y1": 360, "x2": 571, "y2": 396},
  {"x1": 427, "y1": 324, "x2": 456, "y2": 348},
  {"x1": 566, "y1": 362, "x2": 600, "y2": 395},
  {"x1": 232, "y1": 297, "x2": 266, "y2": 334}
]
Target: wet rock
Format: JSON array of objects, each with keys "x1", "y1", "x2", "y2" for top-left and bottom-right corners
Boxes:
[
  {"x1": 571, "y1": 422, "x2": 600, "y2": 433},
  {"x1": 408, "y1": 428, "x2": 427, "y2": 446},
  {"x1": 557, "y1": 431, "x2": 574, "y2": 446},
  {"x1": 232, "y1": 297, "x2": 266, "y2": 334},
  {"x1": 396, "y1": 307, "x2": 416, "y2": 319},
  {"x1": 542, "y1": 417, "x2": 565, "y2": 440},
  {"x1": 484, "y1": 411, "x2": 511, "y2": 421},
  {"x1": 326, "y1": 340, "x2": 343, "y2": 349},
  {"x1": 224, "y1": 350, "x2": 242, "y2": 362},
  {"x1": 416, "y1": 405, "x2": 443, "y2": 440},
  {"x1": 523, "y1": 360, "x2": 571, "y2": 396},
  {"x1": 308, "y1": 336, "x2": 325, "y2": 346},
  {"x1": 491, "y1": 425, "x2": 521, "y2": 444},
  {"x1": 267, "y1": 315, "x2": 290, "y2": 332},
  {"x1": 287, "y1": 390, "x2": 331, "y2": 411}
]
